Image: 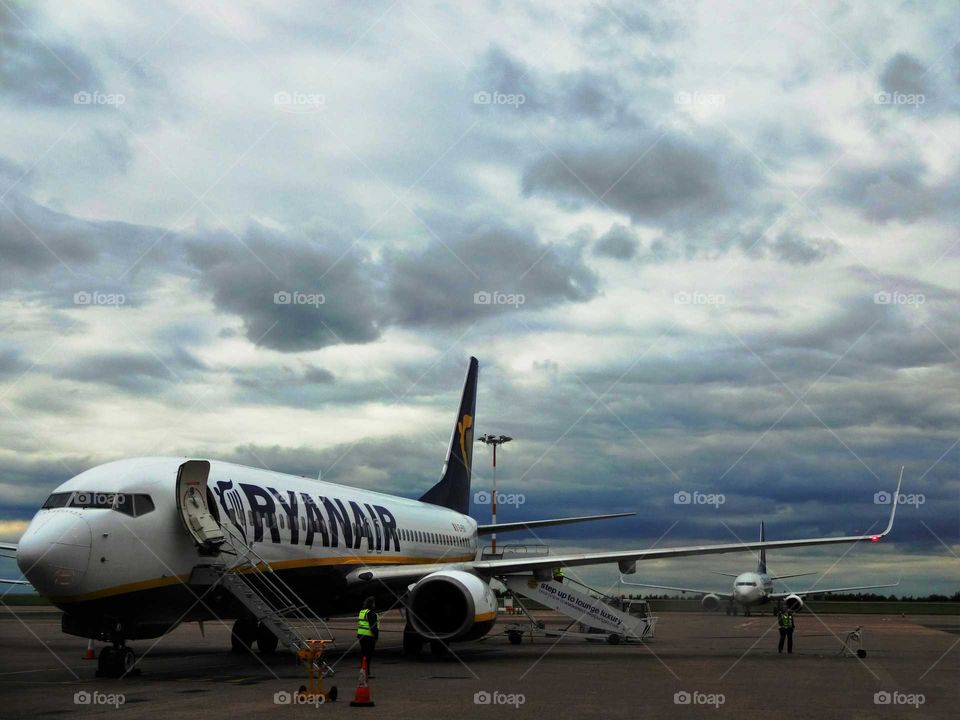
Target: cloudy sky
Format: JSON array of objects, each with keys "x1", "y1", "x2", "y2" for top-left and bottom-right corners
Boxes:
[{"x1": 1, "y1": 0, "x2": 957, "y2": 595}]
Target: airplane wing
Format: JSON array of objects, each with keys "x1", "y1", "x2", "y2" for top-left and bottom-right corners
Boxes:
[
  {"x1": 0, "y1": 578, "x2": 30, "y2": 586},
  {"x1": 469, "y1": 469, "x2": 900, "y2": 577},
  {"x1": 618, "y1": 579, "x2": 731, "y2": 598},
  {"x1": 0, "y1": 542, "x2": 17, "y2": 558},
  {"x1": 771, "y1": 572, "x2": 820, "y2": 581},
  {"x1": 348, "y1": 471, "x2": 902, "y2": 586},
  {"x1": 770, "y1": 580, "x2": 900, "y2": 599},
  {"x1": 476, "y1": 512, "x2": 635, "y2": 535}
]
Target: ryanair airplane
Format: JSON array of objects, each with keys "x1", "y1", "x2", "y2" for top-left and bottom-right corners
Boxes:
[{"x1": 0, "y1": 357, "x2": 900, "y2": 678}]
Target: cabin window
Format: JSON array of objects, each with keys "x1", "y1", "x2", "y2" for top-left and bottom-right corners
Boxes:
[{"x1": 279, "y1": 514, "x2": 285, "y2": 530}]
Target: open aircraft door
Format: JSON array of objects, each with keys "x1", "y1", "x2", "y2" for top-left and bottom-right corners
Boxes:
[{"x1": 176, "y1": 460, "x2": 225, "y2": 550}]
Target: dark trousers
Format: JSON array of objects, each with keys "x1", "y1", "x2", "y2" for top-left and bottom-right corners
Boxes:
[
  {"x1": 359, "y1": 635, "x2": 377, "y2": 674},
  {"x1": 778, "y1": 628, "x2": 794, "y2": 653}
]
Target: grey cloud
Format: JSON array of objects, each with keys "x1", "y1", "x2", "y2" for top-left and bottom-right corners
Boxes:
[
  {"x1": 824, "y1": 160, "x2": 960, "y2": 224},
  {"x1": 880, "y1": 52, "x2": 929, "y2": 97},
  {"x1": 63, "y1": 348, "x2": 206, "y2": 393},
  {"x1": 385, "y1": 220, "x2": 598, "y2": 327},
  {"x1": 593, "y1": 224, "x2": 638, "y2": 260},
  {"x1": 0, "y1": 1, "x2": 103, "y2": 107},
  {"x1": 521, "y1": 129, "x2": 758, "y2": 225},
  {"x1": 185, "y1": 224, "x2": 384, "y2": 353}
]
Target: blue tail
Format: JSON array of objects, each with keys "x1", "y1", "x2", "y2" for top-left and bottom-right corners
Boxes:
[
  {"x1": 419, "y1": 357, "x2": 478, "y2": 514},
  {"x1": 758, "y1": 521, "x2": 767, "y2": 574}
]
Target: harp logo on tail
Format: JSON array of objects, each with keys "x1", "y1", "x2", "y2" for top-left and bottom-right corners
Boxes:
[{"x1": 459, "y1": 414, "x2": 473, "y2": 469}]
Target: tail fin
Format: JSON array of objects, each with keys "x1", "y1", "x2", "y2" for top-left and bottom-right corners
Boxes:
[
  {"x1": 758, "y1": 521, "x2": 767, "y2": 574},
  {"x1": 419, "y1": 357, "x2": 478, "y2": 514}
]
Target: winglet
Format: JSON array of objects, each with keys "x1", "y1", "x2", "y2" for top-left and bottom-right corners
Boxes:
[{"x1": 874, "y1": 466, "x2": 903, "y2": 541}]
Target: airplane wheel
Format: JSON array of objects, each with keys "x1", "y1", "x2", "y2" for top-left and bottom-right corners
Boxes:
[
  {"x1": 402, "y1": 628, "x2": 423, "y2": 657},
  {"x1": 119, "y1": 646, "x2": 136, "y2": 676},
  {"x1": 257, "y1": 623, "x2": 279, "y2": 655},
  {"x1": 429, "y1": 640, "x2": 450, "y2": 657},
  {"x1": 725, "y1": 607, "x2": 731, "y2": 616},
  {"x1": 231, "y1": 618, "x2": 256, "y2": 653},
  {"x1": 607, "y1": 634, "x2": 622, "y2": 645},
  {"x1": 857, "y1": 649, "x2": 867, "y2": 658},
  {"x1": 508, "y1": 631, "x2": 523, "y2": 645},
  {"x1": 96, "y1": 646, "x2": 117, "y2": 678}
]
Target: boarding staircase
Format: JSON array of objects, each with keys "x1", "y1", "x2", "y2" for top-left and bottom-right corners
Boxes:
[{"x1": 188, "y1": 523, "x2": 337, "y2": 674}]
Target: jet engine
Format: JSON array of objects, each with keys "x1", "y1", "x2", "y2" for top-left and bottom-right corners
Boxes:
[
  {"x1": 406, "y1": 570, "x2": 498, "y2": 641},
  {"x1": 783, "y1": 594, "x2": 804, "y2": 612},
  {"x1": 701, "y1": 593, "x2": 722, "y2": 611}
]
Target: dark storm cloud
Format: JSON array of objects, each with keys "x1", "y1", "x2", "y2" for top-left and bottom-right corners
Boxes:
[
  {"x1": 0, "y1": 1, "x2": 102, "y2": 107},
  {"x1": 385, "y1": 219, "x2": 598, "y2": 326},
  {"x1": 184, "y1": 224, "x2": 384, "y2": 353},
  {"x1": 593, "y1": 224, "x2": 638, "y2": 260}
]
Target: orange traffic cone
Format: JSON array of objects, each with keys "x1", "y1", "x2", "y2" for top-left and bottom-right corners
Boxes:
[
  {"x1": 349, "y1": 657, "x2": 375, "y2": 707},
  {"x1": 83, "y1": 639, "x2": 96, "y2": 660}
]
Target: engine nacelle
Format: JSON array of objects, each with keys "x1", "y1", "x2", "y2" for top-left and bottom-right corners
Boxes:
[
  {"x1": 783, "y1": 594, "x2": 804, "y2": 612},
  {"x1": 701, "y1": 593, "x2": 722, "y2": 611},
  {"x1": 407, "y1": 570, "x2": 498, "y2": 641}
]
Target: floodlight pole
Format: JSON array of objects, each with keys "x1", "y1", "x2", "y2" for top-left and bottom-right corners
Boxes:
[{"x1": 477, "y1": 433, "x2": 512, "y2": 554}]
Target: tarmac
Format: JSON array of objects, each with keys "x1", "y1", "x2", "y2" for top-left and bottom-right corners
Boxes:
[{"x1": 0, "y1": 606, "x2": 957, "y2": 718}]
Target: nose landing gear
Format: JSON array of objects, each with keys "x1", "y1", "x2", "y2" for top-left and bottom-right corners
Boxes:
[{"x1": 96, "y1": 643, "x2": 137, "y2": 678}]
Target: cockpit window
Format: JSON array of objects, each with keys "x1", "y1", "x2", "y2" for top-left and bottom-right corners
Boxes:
[
  {"x1": 41, "y1": 491, "x2": 155, "y2": 517},
  {"x1": 736, "y1": 581, "x2": 757, "y2": 587},
  {"x1": 41, "y1": 492, "x2": 70, "y2": 508}
]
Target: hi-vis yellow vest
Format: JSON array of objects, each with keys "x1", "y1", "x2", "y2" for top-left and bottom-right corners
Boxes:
[
  {"x1": 779, "y1": 613, "x2": 794, "y2": 629},
  {"x1": 357, "y1": 609, "x2": 379, "y2": 637}
]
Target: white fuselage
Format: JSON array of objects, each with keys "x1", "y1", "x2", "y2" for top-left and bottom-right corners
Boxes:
[
  {"x1": 731, "y1": 571, "x2": 774, "y2": 606},
  {"x1": 16, "y1": 457, "x2": 478, "y2": 619}
]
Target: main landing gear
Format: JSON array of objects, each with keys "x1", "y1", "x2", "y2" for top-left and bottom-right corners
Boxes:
[
  {"x1": 231, "y1": 617, "x2": 279, "y2": 655},
  {"x1": 96, "y1": 643, "x2": 137, "y2": 678}
]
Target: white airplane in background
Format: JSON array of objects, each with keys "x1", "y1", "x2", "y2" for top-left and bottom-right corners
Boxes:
[
  {"x1": 0, "y1": 357, "x2": 902, "y2": 678},
  {"x1": 622, "y1": 518, "x2": 901, "y2": 615}
]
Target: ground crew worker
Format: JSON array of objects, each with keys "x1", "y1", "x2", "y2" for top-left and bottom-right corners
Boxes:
[
  {"x1": 553, "y1": 566, "x2": 564, "y2": 583},
  {"x1": 357, "y1": 596, "x2": 380, "y2": 677},
  {"x1": 777, "y1": 608, "x2": 795, "y2": 654}
]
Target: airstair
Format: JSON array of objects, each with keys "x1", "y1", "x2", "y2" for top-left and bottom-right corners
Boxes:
[
  {"x1": 501, "y1": 574, "x2": 657, "y2": 644},
  {"x1": 176, "y1": 461, "x2": 336, "y2": 673}
]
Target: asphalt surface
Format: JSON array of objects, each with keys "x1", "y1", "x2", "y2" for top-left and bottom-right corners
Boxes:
[{"x1": 1, "y1": 606, "x2": 957, "y2": 718}]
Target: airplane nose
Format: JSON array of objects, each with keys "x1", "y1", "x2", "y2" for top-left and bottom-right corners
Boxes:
[{"x1": 17, "y1": 511, "x2": 92, "y2": 594}]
